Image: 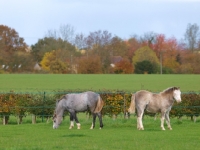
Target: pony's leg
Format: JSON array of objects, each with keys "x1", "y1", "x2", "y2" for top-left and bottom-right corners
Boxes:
[
  {"x1": 73, "y1": 112, "x2": 81, "y2": 129},
  {"x1": 90, "y1": 113, "x2": 96, "y2": 129},
  {"x1": 137, "y1": 117, "x2": 140, "y2": 129},
  {"x1": 138, "y1": 113, "x2": 144, "y2": 130},
  {"x1": 165, "y1": 111, "x2": 172, "y2": 130},
  {"x1": 160, "y1": 112, "x2": 166, "y2": 130},
  {"x1": 137, "y1": 108, "x2": 144, "y2": 130},
  {"x1": 97, "y1": 112, "x2": 103, "y2": 129},
  {"x1": 69, "y1": 113, "x2": 74, "y2": 129}
]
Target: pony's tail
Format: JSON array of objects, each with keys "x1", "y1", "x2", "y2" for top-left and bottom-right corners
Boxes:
[
  {"x1": 128, "y1": 94, "x2": 135, "y2": 114},
  {"x1": 94, "y1": 95, "x2": 104, "y2": 113}
]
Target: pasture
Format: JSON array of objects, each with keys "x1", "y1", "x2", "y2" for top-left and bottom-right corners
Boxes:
[
  {"x1": 0, "y1": 74, "x2": 200, "y2": 150},
  {"x1": 0, "y1": 74, "x2": 200, "y2": 92},
  {"x1": 0, "y1": 115, "x2": 200, "y2": 150}
]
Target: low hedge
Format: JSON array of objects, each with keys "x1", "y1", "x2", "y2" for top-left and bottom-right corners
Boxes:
[{"x1": 0, "y1": 91, "x2": 200, "y2": 124}]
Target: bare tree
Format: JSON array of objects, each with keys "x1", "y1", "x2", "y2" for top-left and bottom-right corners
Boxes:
[
  {"x1": 45, "y1": 24, "x2": 75, "y2": 44},
  {"x1": 59, "y1": 24, "x2": 75, "y2": 43},
  {"x1": 140, "y1": 32, "x2": 157, "y2": 46},
  {"x1": 74, "y1": 33, "x2": 87, "y2": 49},
  {"x1": 45, "y1": 29, "x2": 59, "y2": 39},
  {"x1": 86, "y1": 30, "x2": 112, "y2": 49},
  {"x1": 184, "y1": 23, "x2": 200, "y2": 52}
]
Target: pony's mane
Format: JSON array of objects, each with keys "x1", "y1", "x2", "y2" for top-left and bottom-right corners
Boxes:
[
  {"x1": 54, "y1": 95, "x2": 67, "y2": 114},
  {"x1": 162, "y1": 87, "x2": 179, "y2": 94},
  {"x1": 56, "y1": 95, "x2": 67, "y2": 104}
]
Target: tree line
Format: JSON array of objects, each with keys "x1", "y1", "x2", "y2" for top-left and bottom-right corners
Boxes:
[{"x1": 0, "y1": 23, "x2": 200, "y2": 74}]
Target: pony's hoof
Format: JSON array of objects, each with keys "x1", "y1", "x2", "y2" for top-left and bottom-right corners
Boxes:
[
  {"x1": 99, "y1": 127, "x2": 102, "y2": 129},
  {"x1": 138, "y1": 127, "x2": 144, "y2": 130},
  {"x1": 77, "y1": 123, "x2": 81, "y2": 129}
]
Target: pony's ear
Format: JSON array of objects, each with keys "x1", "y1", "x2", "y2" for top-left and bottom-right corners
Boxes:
[
  {"x1": 56, "y1": 99, "x2": 59, "y2": 105},
  {"x1": 60, "y1": 95, "x2": 67, "y2": 100},
  {"x1": 174, "y1": 87, "x2": 180, "y2": 91},
  {"x1": 52, "y1": 113, "x2": 56, "y2": 120}
]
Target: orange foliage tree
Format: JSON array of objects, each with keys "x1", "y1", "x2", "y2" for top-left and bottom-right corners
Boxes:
[
  {"x1": 162, "y1": 38, "x2": 181, "y2": 72},
  {"x1": 77, "y1": 55, "x2": 102, "y2": 74},
  {"x1": 178, "y1": 51, "x2": 200, "y2": 74},
  {"x1": 153, "y1": 35, "x2": 183, "y2": 73},
  {"x1": 113, "y1": 58, "x2": 134, "y2": 74}
]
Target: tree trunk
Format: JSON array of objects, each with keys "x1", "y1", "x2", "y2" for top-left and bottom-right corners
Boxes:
[
  {"x1": 2, "y1": 115, "x2": 9, "y2": 125},
  {"x1": 193, "y1": 116, "x2": 197, "y2": 123},
  {"x1": 3, "y1": 115, "x2": 6, "y2": 125},
  {"x1": 191, "y1": 115, "x2": 194, "y2": 121},
  {"x1": 178, "y1": 116, "x2": 182, "y2": 121},
  {"x1": 32, "y1": 114, "x2": 36, "y2": 124},
  {"x1": 17, "y1": 115, "x2": 23, "y2": 124},
  {"x1": 46, "y1": 117, "x2": 50, "y2": 123},
  {"x1": 112, "y1": 114, "x2": 117, "y2": 120}
]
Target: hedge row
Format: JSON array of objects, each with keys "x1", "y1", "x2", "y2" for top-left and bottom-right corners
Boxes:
[{"x1": 0, "y1": 91, "x2": 200, "y2": 124}]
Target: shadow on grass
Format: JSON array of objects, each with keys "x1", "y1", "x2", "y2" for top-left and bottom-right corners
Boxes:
[{"x1": 62, "y1": 134, "x2": 87, "y2": 138}]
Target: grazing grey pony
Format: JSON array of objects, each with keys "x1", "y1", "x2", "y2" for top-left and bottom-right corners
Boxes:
[
  {"x1": 128, "y1": 87, "x2": 181, "y2": 130},
  {"x1": 53, "y1": 91, "x2": 104, "y2": 129}
]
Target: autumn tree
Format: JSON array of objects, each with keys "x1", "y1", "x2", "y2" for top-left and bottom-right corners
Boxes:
[
  {"x1": 133, "y1": 46, "x2": 159, "y2": 63},
  {"x1": 31, "y1": 37, "x2": 76, "y2": 62},
  {"x1": 113, "y1": 58, "x2": 134, "y2": 74},
  {"x1": 0, "y1": 25, "x2": 27, "y2": 53},
  {"x1": 77, "y1": 55, "x2": 102, "y2": 74},
  {"x1": 0, "y1": 25, "x2": 34, "y2": 73},
  {"x1": 178, "y1": 51, "x2": 200, "y2": 74},
  {"x1": 162, "y1": 38, "x2": 181, "y2": 73},
  {"x1": 80, "y1": 30, "x2": 113, "y2": 73},
  {"x1": 126, "y1": 36, "x2": 141, "y2": 61},
  {"x1": 40, "y1": 49, "x2": 69, "y2": 73},
  {"x1": 107, "y1": 36, "x2": 128, "y2": 57},
  {"x1": 132, "y1": 46, "x2": 160, "y2": 74},
  {"x1": 49, "y1": 60, "x2": 68, "y2": 74},
  {"x1": 153, "y1": 34, "x2": 166, "y2": 58}
]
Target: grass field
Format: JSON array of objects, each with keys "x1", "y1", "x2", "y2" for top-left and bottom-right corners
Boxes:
[
  {"x1": 0, "y1": 74, "x2": 200, "y2": 149},
  {"x1": 0, "y1": 115, "x2": 200, "y2": 150},
  {"x1": 0, "y1": 74, "x2": 200, "y2": 92}
]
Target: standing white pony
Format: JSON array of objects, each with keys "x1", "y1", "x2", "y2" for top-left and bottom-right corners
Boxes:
[{"x1": 128, "y1": 87, "x2": 181, "y2": 130}]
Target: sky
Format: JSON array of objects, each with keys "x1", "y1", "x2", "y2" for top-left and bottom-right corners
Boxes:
[{"x1": 1, "y1": 0, "x2": 200, "y2": 46}]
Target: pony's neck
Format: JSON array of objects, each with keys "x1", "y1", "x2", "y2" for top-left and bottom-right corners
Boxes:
[
  {"x1": 161, "y1": 91, "x2": 174, "y2": 102},
  {"x1": 56, "y1": 102, "x2": 65, "y2": 117}
]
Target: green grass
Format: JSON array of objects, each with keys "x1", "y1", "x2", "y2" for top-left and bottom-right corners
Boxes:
[
  {"x1": 0, "y1": 74, "x2": 200, "y2": 92},
  {"x1": 0, "y1": 115, "x2": 200, "y2": 150},
  {"x1": 0, "y1": 74, "x2": 199, "y2": 149}
]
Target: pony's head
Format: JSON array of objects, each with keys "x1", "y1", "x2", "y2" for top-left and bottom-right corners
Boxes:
[
  {"x1": 173, "y1": 87, "x2": 181, "y2": 103},
  {"x1": 52, "y1": 112, "x2": 63, "y2": 129},
  {"x1": 52, "y1": 98, "x2": 65, "y2": 129}
]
